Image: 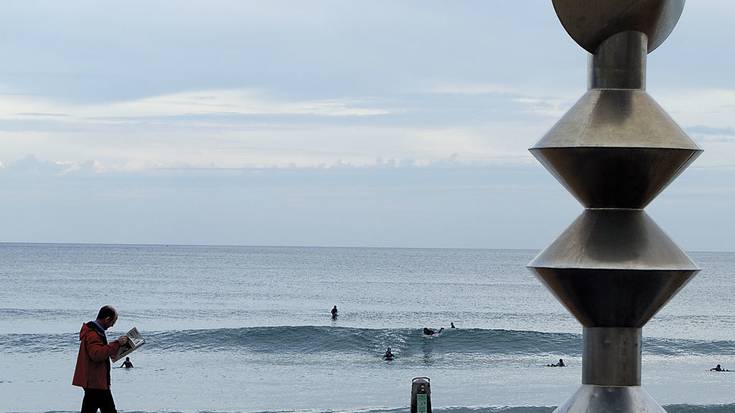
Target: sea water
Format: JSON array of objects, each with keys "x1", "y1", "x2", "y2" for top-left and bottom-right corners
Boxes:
[{"x1": 0, "y1": 244, "x2": 733, "y2": 412}]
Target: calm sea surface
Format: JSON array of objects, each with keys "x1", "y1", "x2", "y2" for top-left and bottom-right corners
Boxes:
[{"x1": 1, "y1": 244, "x2": 734, "y2": 412}]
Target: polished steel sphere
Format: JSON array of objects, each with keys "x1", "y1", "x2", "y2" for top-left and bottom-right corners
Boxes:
[{"x1": 552, "y1": 0, "x2": 685, "y2": 53}]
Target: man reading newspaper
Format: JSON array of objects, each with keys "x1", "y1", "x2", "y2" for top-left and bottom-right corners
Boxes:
[{"x1": 72, "y1": 305, "x2": 128, "y2": 413}]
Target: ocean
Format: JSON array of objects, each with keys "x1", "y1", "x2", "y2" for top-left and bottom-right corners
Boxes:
[{"x1": 0, "y1": 243, "x2": 733, "y2": 413}]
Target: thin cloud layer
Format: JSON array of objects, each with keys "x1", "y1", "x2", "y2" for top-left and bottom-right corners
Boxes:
[{"x1": 0, "y1": 1, "x2": 733, "y2": 248}]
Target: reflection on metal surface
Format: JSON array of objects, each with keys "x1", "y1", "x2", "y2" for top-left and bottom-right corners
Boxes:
[
  {"x1": 534, "y1": 267, "x2": 696, "y2": 327},
  {"x1": 531, "y1": 210, "x2": 697, "y2": 327},
  {"x1": 583, "y1": 328, "x2": 642, "y2": 386},
  {"x1": 554, "y1": 385, "x2": 666, "y2": 413},
  {"x1": 533, "y1": 89, "x2": 697, "y2": 148},
  {"x1": 590, "y1": 31, "x2": 648, "y2": 90},
  {"x1": 552, "y1": 0, "x2": 685, "y2": 53},
  {"x1": 531, "y1": 146, "x2": 699, "y2": 208},
  {"x1": 530, "y1": 89, "x2": 701, "y2": 208},
  {"x1": 529, "y1": 1, "x2": 699, "y2": 411},
  {"x1": 530, "y1": 210, "x2": 697, "y2": 271}
]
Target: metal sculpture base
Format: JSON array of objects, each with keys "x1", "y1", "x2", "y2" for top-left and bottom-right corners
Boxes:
[{"x1": 554, "y1": 385, "x2": 665, "y2": 413}]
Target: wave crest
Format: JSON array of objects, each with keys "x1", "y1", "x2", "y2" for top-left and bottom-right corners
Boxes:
[{"x1": 3, "y1": 326, "x2": 735, "y2": 357}]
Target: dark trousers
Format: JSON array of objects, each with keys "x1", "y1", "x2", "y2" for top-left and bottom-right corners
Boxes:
[{"x1": 81, "y1": 388, "x2": 117, "y2": 413}]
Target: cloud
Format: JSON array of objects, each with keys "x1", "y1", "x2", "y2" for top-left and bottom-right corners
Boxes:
[
  {"x1": 0, "y1": 88, "x2": 391, "y2": 122},
  {"x1": 686, "y1": 125, "x2": 735, "y2": 143},
  {"x1": 3, "y1": 84, "x2": 734, "y2": 172},
  {"x1": 0, "y1": 83, "x2": 556, "y2": 170},
  {"x1": 0, "y1": 2, "x2": 733, "y2": 175},
  {"x1": 0, "y1": 155, "x2": 102, "y2": 178},
  {"x1": 656, "y1": 88, "x2": 735, "y2": 129},
  {"x1": 429, "y1": 83, "x2": 518, "y2": 96},
  {"x1": 428, "y1": 82, "x2": 576, "y2": 117}
]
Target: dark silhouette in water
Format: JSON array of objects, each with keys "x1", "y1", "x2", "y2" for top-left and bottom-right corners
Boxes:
[
  {"x1": 547, "y1": 358, "x2": 565, "y2": 367},
  {"x1": 120, "y1": 357, "x2": 133, "y2": 369},
  {"x1": 710, "y1": 364, "x2": 730, "y2": 372},
  {"x1": 383, "y1": 347, "x2": 394, "y2": 361},
  {"x1": 423, "y1": 327, "x2": 443, "y2": 336},
  {"x1": 331, "y1": 305, "x2": 338, "y2": 320},
  {"x1": 450, "y1": 322, "x2": 455, "y2": 328}
]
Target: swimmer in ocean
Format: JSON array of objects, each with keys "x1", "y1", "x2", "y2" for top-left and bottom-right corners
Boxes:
[
  {"x1": 383, "y1": 347, "x2": 394, "y2": 361},
  {"x1": 120, "y1": 357, "x2": 133, "y2": 369},
  {"x1": 423, "y1": 327, "x2": 444, "y2": 336},
  {"x1": 710, "y1": 364, "x2": 730, "y2": 372},
  {"x1": 331, "y1": 305, "x2": 338, "y2": 320},
  {"x1": 547, "y1": 358, "x2": 565, "y2": 367}
]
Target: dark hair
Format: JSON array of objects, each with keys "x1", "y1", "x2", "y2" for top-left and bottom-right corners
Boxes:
[{"x1": 97, "y1": 305, "x2": 117, "y2": 320}]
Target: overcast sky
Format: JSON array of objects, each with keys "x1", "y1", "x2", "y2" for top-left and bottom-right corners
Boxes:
[{"x1": 1, "y1": 1, "x2": 734, "y2": 250}]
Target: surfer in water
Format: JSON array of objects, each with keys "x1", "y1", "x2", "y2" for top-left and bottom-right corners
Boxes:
[
  {"x1": 710, "y1": 364, "x2": 730, "y2": 372},
  {"x1": 547, "y1": 358, "x2": 565, "y2": 367},
  {"x1": 423, "y1": 327, "x2": 444, "y2": 336},
  {"x1": 383, "y1": 347, "x2": 394, "y2": 361},
  {"x1": 331, "y1": 305, "x2": 338, "y2": 320},
  {"x1": 120, "y1": 357, "x2": 134, "y2": 369},
  {"x1": 450, "y1": 322, "x2": 456, "y2": 328}
]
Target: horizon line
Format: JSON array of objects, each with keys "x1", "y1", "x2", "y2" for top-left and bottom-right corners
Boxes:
[{"x1": 0, "y1": 241, "x2": 731, "y2": 254}]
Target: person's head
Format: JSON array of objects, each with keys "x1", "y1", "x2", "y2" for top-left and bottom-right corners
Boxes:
[
  {"x1": 717, "y1": 364, "x2": 721, "y2": 368},
  {"x1": 387, "y1": 347, "x2": 391, "y2": 351},
  {"x1": 125, "y1": 357, "x2": 130, "y2": 361},
  {"x1": 96, "y1": 305, "x2": 118, "y2": 330},
  {"x1": 559, "y1": 359, "x2": 563, "y2": 363}
]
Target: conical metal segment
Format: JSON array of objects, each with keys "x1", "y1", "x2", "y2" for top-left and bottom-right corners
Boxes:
[
  {"x1": 529, "y1": 210, "x2": 698, "y2": 327},
  {"x1": 532, "y1": 147, "x2": 699, "y2": 208},
  {"x1": 553, "y1": 385, "x2": 666, "y2": 413},
  {"x1": 552, "y1": 0, "x2": 685, "y2": 54},
  {"x1": 530, "y1": 90, "x2": 701, "y2": 208},
  {"x1": 533, "y1": 90, "x2": 698, "y2": 149},
  {"x1": 532, "y1": 267, "x2": 696, "y2": 327}
]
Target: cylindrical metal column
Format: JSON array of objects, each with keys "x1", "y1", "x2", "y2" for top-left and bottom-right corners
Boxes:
[
  {"x1": 589, "y1": 31, "x2": 647, "y2": 90},
  {"x1": 583, "y1": 327, "x2": 641, "y2": 386}
]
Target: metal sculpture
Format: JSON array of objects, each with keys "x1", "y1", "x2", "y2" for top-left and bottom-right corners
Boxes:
[{"x1": 528, "y1": 1, "x2": 701, "y2": 411}]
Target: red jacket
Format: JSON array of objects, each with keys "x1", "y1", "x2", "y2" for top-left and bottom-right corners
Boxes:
[{"x1": 72, "y1": 322, "x2": 121, "y2": 390}]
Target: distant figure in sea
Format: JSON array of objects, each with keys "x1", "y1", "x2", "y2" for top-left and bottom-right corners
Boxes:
[
  {"x1": 423, "y1": 327, "x2": 444, "y2": 336},
  {"x1": 383, "y1": 347, "x2": 394, "y2": 361},
  {"x1": 710, "y1": 364, "x2": 730, "y2": 372},
  {"x1": 120, "y1": 357, "x2": 133, "y2": 369},
  {"x1": 73, "y1": 305, "x2": 129, "y2": 413},
  {"x1": 547, "y1": 358, "x2": 565, "y2": 367},
  {"x1": 450, "y1": 322, "x2": 456, "y2": 328},
  {"x1": 331, "y1": 305, "x2": 338, "y2": 320}
]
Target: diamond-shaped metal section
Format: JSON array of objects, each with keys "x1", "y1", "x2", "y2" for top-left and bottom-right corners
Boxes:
[
  {"x1": 528, "y1": 209, "x2": 699, "y2": 327},
  {"x1": 531, "y1": 89, "x2": 701, "y2": 208}
]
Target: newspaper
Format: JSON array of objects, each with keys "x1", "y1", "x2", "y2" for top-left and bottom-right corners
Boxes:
[{"x1": 111, "y1": 327, "x2": 145, "y2": 363}]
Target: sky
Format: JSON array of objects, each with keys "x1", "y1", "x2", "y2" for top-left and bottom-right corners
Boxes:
[{"x1": 0, "y1": 1, "x2": 734, "y2": 250}]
